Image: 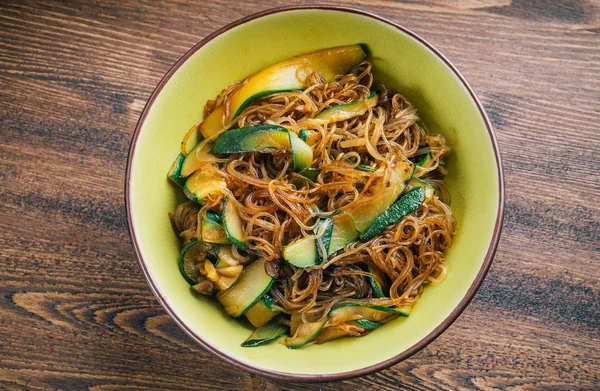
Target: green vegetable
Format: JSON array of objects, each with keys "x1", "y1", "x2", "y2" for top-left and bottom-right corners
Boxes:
[
  {"x1": 316, "y1": 217, "x2": 334, "y2": 263},
  {"x1": 183, "y1": 169, "x2": 226, "y2": 205},
  {"x1": 356, "y1": 164, "x2": 377, "y2": 172},
  {"x1": 181, "y1": 141, "x2": 216, "y2": 177},
  {"x1": 211, "y1": 124, "x2": 312, "y2": 171},
  {"x1": 167, "y1": 153, "x2": 186, "y2": 187},
  {"x1": 299, "y1": 167, "x2": 320, "y2": 181},
  {"x1": 360, "y1": 187, "x2": 426, "y2": 241},
  {"x1": 367, "y1": 263, "x2": 388, "y2": 298},
  {"x1": 289, "y1": 131, "x2": 313, "y2": 171},
  {"x1": 407, "y1": 177, "x2": 436, "y2": 202},
  {"x1": 196, "y1": 45, "x2": 367, "y2": 140},
  {"x1": 211, "y1": 124, "x2": 289, "y2": 154},
  {"x1": 179, "y1": 241, "x2": 206, "y2": 285},
  {"x1": 201, "y1": 214, "x2": 230, "y2": 244},
  {"x1": 299, "y1": 129, "x2": 309, "y2": 142},
  {"x1": 352, "y1": 319, "x2": 382, "y2": 329},
  {"x1": 286, "y1": 302, "x2": 409, "y2": 349},
  {"x1": 216, "y1": 258, "x2": 273, "y2": 318},
  {"x1": 283, "y1": 234, "x2": 319, "y2": 267},
  {"x1": 313, "y1": 92, "x2": 377, "y2": 123},
  {"x1": 245, "y1": 294, "x2": 281, "y2": 328},
  {"x1": 327, "y1": 212, "x2": 358, "y2": 255},
  {"x1": 345, "y1": 160, "x2": 414, "y2": 233},
  {"x1": 242, "y1": 319, "x2": 288, "y2": 347},
  {"x1": 221, "y1": 197, "x2": 248, "y2": 250}
]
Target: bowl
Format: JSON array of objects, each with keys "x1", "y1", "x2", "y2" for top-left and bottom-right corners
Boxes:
[{"x1": 126, "y1": 6, "x2": 504, "y2": 381}]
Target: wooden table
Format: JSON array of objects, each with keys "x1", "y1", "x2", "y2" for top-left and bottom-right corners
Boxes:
[{"x1": 2, "y1": 1, "x2": 599, "y2": 389}]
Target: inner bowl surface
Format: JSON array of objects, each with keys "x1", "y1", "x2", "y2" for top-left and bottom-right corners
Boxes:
[{"x1": 126, "y1": 6, "x2": 503, "y2": 381}]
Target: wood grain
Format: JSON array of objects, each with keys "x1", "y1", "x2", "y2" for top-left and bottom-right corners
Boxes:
[{"x1": 1, "y1": 0, "x2": 599, "y2": 389}]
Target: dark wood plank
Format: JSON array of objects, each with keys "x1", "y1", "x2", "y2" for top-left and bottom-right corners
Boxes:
[{"x1": 1, "y1": 0, "x2": 599, "y2": 389}]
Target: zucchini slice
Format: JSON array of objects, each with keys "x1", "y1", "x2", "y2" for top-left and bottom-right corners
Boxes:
[
  {"x1": 352, "y1": 319, "x2": 382, "y2": 330},
  {"x1": 316, "y1": 217, "x2": 334, "y2": 263},
  {"x1": 344, "y1": 160, "x2": 414, "y2": 233},
  {"x1": 197, "y1": 45, "x2": 367, "y2": 140},
  {"x1": 179, "y1": 241, "x2": 208, "y2": 285},
  {"x1": 313, "y1": 327, "x2": 349, "y2": 344},
  {"x1": 286, "y1": 317, "x2": 328, "y2": 349},
  {"x1": 299, "y1": 167, "x2": 320, "y2": 181},
  {"x1": 407, "y1": 177, "x2": 436, "y2": 203},
  {"x1": 241, "y1": 319, "x2": 288, "y2": 348},
  {"x1": 245, "y1": 294, "x2": 281, "y2": 328},
  {"x1": 285, "y1": 302, "x2": 408, "y2": 349},
  {"x1": 288, "y1": 131, "x2": 313, "y2": 171},
  {"x1": 212, "y1": 125, "x2": 312, "y2": 171},
  {"x1": 190, "y1": 276, "x2": 215, "y2": 296},
  {"x1": 212, "y1": 124, "x2": 290, "y2": 154},
  {"x1": 181, "y1": 141, "x2": 217, "y2": 177},
  {"x1": 313, "y1": 92, "x2": 377, "y2": 124},
  {"x1": 356, "y1": 164, "x2": 377, "y2": 172},
  {"x1": 216, "y1": 258, "x2": 273, "y2": 317},
  {"x1": 183, "y1": 169, "x2": 226, "y2": 205},
  {"x1": 414, "y1": 153, "x2": 436, "y2": 178},
  {"x1": 215, "y1": 244, "x2": 239, "y2": 267},
  {"x1": 201, "y1": 214, "x2": 230, "y2": 244},
  {"x1": 221, "y1": 197, "x2": 248, "y2": 250},
  {"x1": 283, "y1": 235, "x2": 318, "y2": 267},
  {"x1": 367, "y1": 263, "x2": 389, "y2": 298},
  {"x1": 328, "y1": 212, "x2": 358, "y2": 255},
  {"x1": 167, "y1": 153, "x2": 186, "y2": 187},
  {"x1": 299, "y1": 129, "x2": 309, "y2": 142},
  {"x1": 360, "y1": 186, "x2": 426, "y2": 241}
]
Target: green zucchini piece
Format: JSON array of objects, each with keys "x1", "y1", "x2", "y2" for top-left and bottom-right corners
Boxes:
[
  {"x1": 181, "y1": 141, "x2": 217, "y2": 177},
  {"x1": 314, "y1": 327, "x2": 349, "y2": 344},
  {"x1": 190, "y1": 276, "x2": 215, "y2": 296},
  {"x1": 286, "y1": 317, "x2": 328, "y2": 349},
  {"x1": 167, "y1": 153, "x2": 186, "y2": 187},
  {"x1": 414, "y1": 153, "x2": 436, "y2": 178},
  {"x1": 197, "y1": 45, "x2": 367, "y2": 140},
  {"x1": 416, "y1": 152, "x2": 434, "y2": 167},
  {"x1": 299, "y1": 129, "x2": 309, "y2": 142},
  {"x1": 328, "y1": 212, "x2": 358, "y2": 254},
  {"x1": 356, "y1": 164, "x2": 377, "y2": 172},
  {"x1": 215, "y1": 244, "x2": 238, "y2": 267},
  {"x1": 211, "y1": 124, "x2": 289, "y2": 154},
  {"x1": 221, "y1": 197, "x2": 248, "y2": 250},
  {"x1": 352, "y1": 319, "x2": 382, "y2": 330},
  {"x1": 212, "y1": 125, "x2": 312, "y2": 171},
  {"x1": 316, "y1": 217, "x2": 334, "y2": 263},
  {"x1": 181, "y1": 121, "x2": 204, "y2": 155},
  {"x1": 283, "y1": 234, "x2": 318, "y2": 267},
  {"x1": 245, "y1": 294, "x2": 281, "y2": 328},
  {"x1": 359, "y1": 186, "x2": 425, "y2": 241},
  {"x1": 216, "y1": 258, "x2": 273, "y2": 317},
  {"x1": 407, "y1": 177, "x2": 436, "y2": 202},
  {"x1": 242, "y1": 319, "x2": 288, "y2": 348},
  {"x1": 206, "y1": 211, "x2": 221, "y2": 223},
  {"x1": 368, "y1": 263, "x2": 388, "y2": 298},
  {"x1": 288, "y1": 131, "x2": 313, "y2": 171},
  {"x1": 179, "y1": 240, "x2": 206, "y2": 285},
  {"x1": 313, "y1": 92, "x2": 377, "y2": 123},
  {"x1": 344, "y1": 160, "x2": 414, "y2": 233},
  {"x1": 201, "y1": 215, "x2": 230, "y2": 244},
  {"x1": 299, "y1": 168, "x2": 320, "y2": 181},
  {"x1": 286, "y1": 302, "x2": 407, "y2": 349},
  {"x1": 183, "y1": 169, "x2": 227, "y2": 205}
]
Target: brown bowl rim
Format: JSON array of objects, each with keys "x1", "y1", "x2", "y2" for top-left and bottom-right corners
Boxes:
[{"x1": 125, "y1": 5, "x2": 505, "y2": 383}]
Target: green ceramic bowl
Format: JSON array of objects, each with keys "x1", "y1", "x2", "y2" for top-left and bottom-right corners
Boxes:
[{"x1": 126, "y1": 6, "x2": 504, "y2": 381}]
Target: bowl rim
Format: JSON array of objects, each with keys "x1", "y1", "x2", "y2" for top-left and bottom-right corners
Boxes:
[{"x1": 125, "y1": 5, "x2": 505, "y2": 382}]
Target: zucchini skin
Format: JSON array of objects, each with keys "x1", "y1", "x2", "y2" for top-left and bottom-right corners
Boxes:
[{"x1": 360, "y1": 187, "x2": 425, "y2": 241}]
